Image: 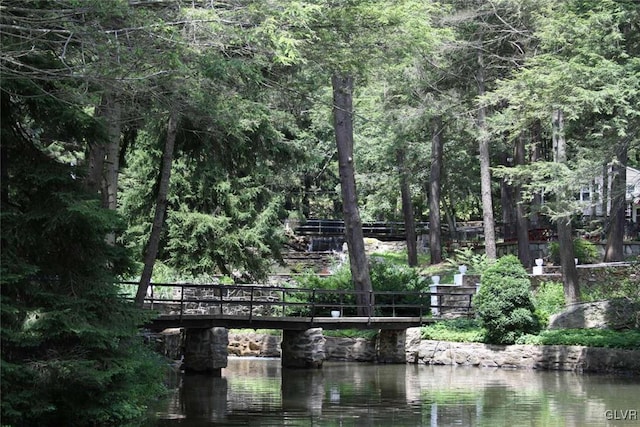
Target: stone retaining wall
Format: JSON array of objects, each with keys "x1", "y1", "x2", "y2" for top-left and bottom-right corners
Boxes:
[
  {"x1": 405, "y1": 338, "x2": 640, "y2": 375},
  {"x1": 225, "y1": 329, "x2": 640, "y2": 374},
  {"x1": 153, "y1": 328, "x2": 639, "y2": 375},
  {"x1": 529, "y1": 263, "x2": 639, "y2": 289}
]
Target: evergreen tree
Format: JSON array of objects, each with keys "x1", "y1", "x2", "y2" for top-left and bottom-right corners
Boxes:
[
  {"x1": 486, "y1": 0, "x2": 640, "y2": 270},
  {"x1": 1, "y1": 82, "x2": 165, "y2": 426},
  {"x1": 1, "y1": 2, "x2": 167, "y2": 423}
]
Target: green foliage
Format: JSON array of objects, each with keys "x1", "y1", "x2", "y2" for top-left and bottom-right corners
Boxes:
[
  {"x1": 369, "y1": 258, "x2": 429, "y2": 315},
  {"x1": 517, "y1": 329, "x2": 640, "y2": 350},
  {"x1": 323, "y1": 329, "x2": 378, "y2": 340},
  {"x1": 532, "y1": 281, "x2": 566, "y2": 327},
  {"x1": 473, "y1": 255, "x2": 540, "y2": 344},
  {"x1": 579, "y1": 266, "x2": 640, "y2": 303},
  {"x1": 421, "y1": 319, "x2": 485, "y2": 343},
  {"x1": 293, "y1": 258, "x2": 429, "y2": 316},
  {"x1": 445, "y1": 248, "x2": 495, "y2": 275},
  {"x1": 1, "y1": 43, "x2": 165, "y2": 425},
  {"x1": 548, "y1": 238, "x2": 598, "y2": 265},
  {"x1": 293, "y1": 264, "x2": 355, "y2": 315},
  {"x1": 121, "y1": 125, "x2": 289, "y2": 281},
  {"x1": 369, "y1": 251, "x2": 430, "y2": 267},
  {"x1": 421, "y1": 320, "x2": 640, "y2": 350}
]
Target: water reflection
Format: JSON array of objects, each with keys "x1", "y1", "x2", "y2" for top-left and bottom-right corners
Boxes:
[{"x1": 154, "y1": 357, "x2": 640, "y2": 426}]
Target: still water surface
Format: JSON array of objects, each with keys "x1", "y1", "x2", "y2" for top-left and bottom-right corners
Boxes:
[{"x1": 154, "y1": 357, "x2": 640, "y2": 427}]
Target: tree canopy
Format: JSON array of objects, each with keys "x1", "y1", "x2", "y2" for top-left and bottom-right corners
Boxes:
[{"x1": 2, "y1": 0, "x2": 639, "y2": 423}]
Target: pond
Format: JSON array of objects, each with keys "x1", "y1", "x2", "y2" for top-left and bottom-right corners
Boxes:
[{"x1": 152, "y1": 357, "x2": 639, "y2": 426}]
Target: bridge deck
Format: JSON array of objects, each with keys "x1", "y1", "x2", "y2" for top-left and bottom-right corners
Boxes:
[{"x1": 147, "y1": 314, "x2": 438, "y2": 331}]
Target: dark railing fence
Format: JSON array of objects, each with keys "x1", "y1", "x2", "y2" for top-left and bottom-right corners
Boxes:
[{"x1": 119, "y1": 282, "x2": 474, "y2": 320}]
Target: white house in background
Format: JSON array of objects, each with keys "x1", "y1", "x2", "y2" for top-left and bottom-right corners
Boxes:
[
  {"x1": 630, "y1": 167, "x2": 640, "y2": 223},
  {"x1": 577, "y1": 166, "x2": 640, "y2": 223}
]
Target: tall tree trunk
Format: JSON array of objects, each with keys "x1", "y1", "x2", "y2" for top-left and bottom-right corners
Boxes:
[
  {"x1": 529, "y1": 120, "x2": 543, "y2": 228},
  {"x1": 515, "y1": 133, "x2": 531, "y2": 267},
  {"x1": 589, "y1": 178, "x2": 597, "y2": 218},
  {"x1": 85, "y1": 93, "x2": 121, "y2": 203},
  {"x1": 102, "y1": 93, "x2": 122, "y2": 245},
  {"x1": 500, "y1": 152, "x2": 516, "y2": 242},
  {"x1": 552, "y1": 109, "x2": 580, "y2": 304},
  {"x1": 604, "y1": 140, "x2": 629, "y2": 261},
  {"x1": 85, "y1": 142, "x2": 105, "y2": 195},
  {"x1": 396, "y1": 147, "x2": 418, "y2": 266},
  {"x1": 303, "y1": 174, "x2": 312, "y2": 218},
  {"x1": 601, "y1": 163, "x2": 609, "y2": 218},
  {"x1": 134, "y1": 109, "x2": 179, "y2": 307},
  {"x1": 1, "y1": 137, "x2": 8, "y2": 208},
  {"x1": 429, "y1": 115, "x2": 443, "y2": 265},
  {"x1": 442, "y1": 197, "x2": 458, "y2": 241},
  {"x1": 331, "y1": 74, "x2": 373, "y2": 316},
  {"x1": 103, "y1": 94, "x2": 122, "y2": 212},
  {"x1": 476, "y1": 46, "x2": 497, "y2": 259}
]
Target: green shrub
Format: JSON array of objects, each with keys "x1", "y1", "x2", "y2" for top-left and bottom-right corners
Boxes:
[
  {"x1": 473, "y1": 255, "x2": 540, "y2": 344},
  {"x1": 445, "y1": 247, "x2": 494, "y2": 275},
  {"x1": 421, "y1": 319, "x2": 485, "y2": 343},
  {"x1": 370, "y1": 251, "x2": 430, "y2": 266},
  {"x1": 293, "y1": 259, "x2": 429, "y2": 316},
  {"x1": 532, "y1": 281, "x2": 566, "y2": 327},
  {"x1": 369, "y1": 258, "x2": 429, "y2": 316},
  {"x1": 516, "y1": 329, "x2": 640, "y2": 349},
  {"x1": 293, "y1": 264, "x2": 356, "y2": 315},
  {"x1": 548, "y1": 238, "x2": 598, "y2": 265}
]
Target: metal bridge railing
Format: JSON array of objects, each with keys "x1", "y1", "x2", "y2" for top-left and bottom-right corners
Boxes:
[{"x1": 119, "y1": 282, "x2": 475, "y2": 321}]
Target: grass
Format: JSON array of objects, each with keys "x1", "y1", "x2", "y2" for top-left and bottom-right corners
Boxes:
[
  {"x1": 421, "y1": 319, "x2": 485, "y2": 343},
  {"x1": 420, "y1": 319, "x2": 640, "y2": 350},
  {"x1": 516, "y1": 329, "x2": 640, "y2": 349}
]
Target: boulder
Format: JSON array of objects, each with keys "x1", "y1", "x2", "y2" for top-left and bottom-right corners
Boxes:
[{"x1": 548, "y1": 298, "x2": 640, "y2": 330}]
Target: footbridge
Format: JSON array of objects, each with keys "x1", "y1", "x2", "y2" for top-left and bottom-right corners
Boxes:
[
  {"x1": 123, "y1": 282, "x2": 475, "y2": 373},
  {"x1": 292, "y1": 218, "x2": 431, "y2": 241}
]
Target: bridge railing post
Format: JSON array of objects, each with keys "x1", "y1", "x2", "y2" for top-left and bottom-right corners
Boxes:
[
  {"x1": 249, "y1": 286, "x2": 254, "y2": 321},
  {"x1": 281, "y1": 288, "x2": 285, "y2": 317},
  {"x1": 179, "y1": 284, "x2": 184, "y2": 319},
  {"x1": 218, "y1": 285, "x2": 223, "y2": 315},
  {"x1": 391, "y1": 293, "x2": 396, "y2": 318},
  {"x1": 310, "y1": 289, "x2": 316, "y2": 322}
]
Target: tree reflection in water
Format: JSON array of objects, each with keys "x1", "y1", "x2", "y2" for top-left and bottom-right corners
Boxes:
[{"x1": 154, "y1": 357, "x2": 640, "y2": 426}]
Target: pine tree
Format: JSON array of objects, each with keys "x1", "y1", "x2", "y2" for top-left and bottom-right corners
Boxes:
[{"x1": 0, "y1": 2, "x2": 167, "y2": 423}]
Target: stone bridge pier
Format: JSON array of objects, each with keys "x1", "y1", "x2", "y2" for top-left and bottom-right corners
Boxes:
[
  {"x1": 183, "y1": 327, "x2": 229, "y2": 375},
  {"x1": 278, "y1": 328, "x2": 408, "y2": 367},
  {"x1": 182, "y1": 327, "x2": 408, "y2": 372},
  {"x1": 281, "y1": 328, "x2": 326, "y2": 368},
  {"x1": 375, "y1": 329, "x2": 407, "y2": 363}
]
